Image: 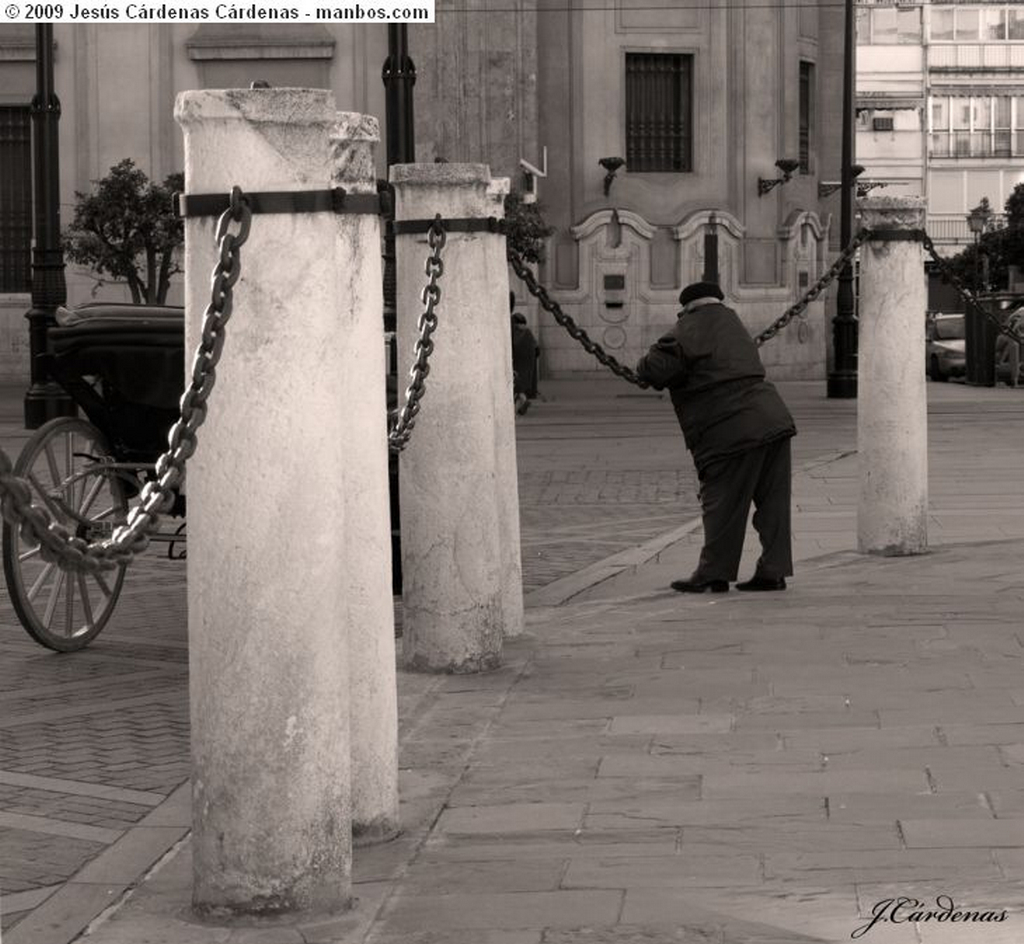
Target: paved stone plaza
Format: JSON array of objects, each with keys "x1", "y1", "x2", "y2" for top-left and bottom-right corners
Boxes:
[{"x1": 2, "y1": 378, "x2": 1024, "y2": 943}]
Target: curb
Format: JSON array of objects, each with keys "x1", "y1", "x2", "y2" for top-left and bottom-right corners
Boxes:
[{"x1": 523, "y1": 448, "x2": 857, "y2": 609}]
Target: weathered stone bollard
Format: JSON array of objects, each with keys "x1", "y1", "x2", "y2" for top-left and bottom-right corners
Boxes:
[
  {"x1": 330, "y1": 114, "x2": 400, "y2": 845},
  {"x1": 176, "y1": 88, "x2": 388, "y2": 916},
  {"x1": 392, "y1": 164, "x2": 524, "y2": 672},
  {"x1": 856, "y1": 196, "x2": 929, "y2": 555}
]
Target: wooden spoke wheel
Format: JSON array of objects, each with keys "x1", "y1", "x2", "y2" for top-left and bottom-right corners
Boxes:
[{"x1": 2, "y1": 418, "x2": 129, "y2": 652}]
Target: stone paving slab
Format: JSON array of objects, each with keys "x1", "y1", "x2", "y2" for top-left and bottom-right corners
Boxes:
[
  {"x1": 0, "y1": 379, "x2": 706, "y2": 938},
  {"x1": 4, "y1": 380, "x2": 1024, "y2": 944}
]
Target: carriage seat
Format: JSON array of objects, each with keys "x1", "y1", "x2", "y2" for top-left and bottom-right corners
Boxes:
[{"x1": 56, "y1": 303, "x2": 184, "y2": 328}]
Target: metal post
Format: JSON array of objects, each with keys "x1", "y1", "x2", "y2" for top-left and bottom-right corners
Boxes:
[
  {"x1": 702, "y1": 212, "x2": 720, "y2": 285},
  {"x1": 23, "y1": 24, "x2": 75, "y2": 428},
  {"x1": 827, "y1": 0, "x2": 858, "y2": 399},
  {"x1": 381, "y1": 25, "x2": 416, "y2": 330}
]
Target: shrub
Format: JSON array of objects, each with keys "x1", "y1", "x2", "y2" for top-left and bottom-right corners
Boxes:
[{"x1": 64, "y1": 159, "x2": 183, "y2": 304}]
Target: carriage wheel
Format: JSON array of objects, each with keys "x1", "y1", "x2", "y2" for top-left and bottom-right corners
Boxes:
[{"x1": 2, "y1": 418, "x2": 129, "y2": 652}]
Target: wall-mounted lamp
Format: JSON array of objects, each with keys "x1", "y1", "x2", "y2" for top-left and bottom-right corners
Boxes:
[
  {"x1": 599, "y1": 156, "x2": 626, "y2": 196},
  {"x1": 856, "y1": 180, "x2": 889, "y2": 197},
  {"x1": 757, "y1": 159, "x2": 801, "y2": 197},
  {"x1": 818, "y1": 164, "x2": 864, "y2": 198}
]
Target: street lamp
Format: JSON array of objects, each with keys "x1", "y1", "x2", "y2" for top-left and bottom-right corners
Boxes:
[
  {"x1": 967, "y1": 201, "x2": 992, "y2": 291},
  {"x1": 23, "y1": 24, "x2": 74, "y2": 428}
]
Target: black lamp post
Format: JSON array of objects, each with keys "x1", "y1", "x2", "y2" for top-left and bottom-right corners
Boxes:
[
  {"x1": 23, "y1": 24, "x2": 75, "y2": 428},
  {"x1": 381, "y1": 24, "x2": 416, "y2": 332},
  {"x1": 966, "y1": 202, "x2": 991, "y2": 292},
  {"x1": 827, "y1": 0, "x2": 858, "y2": 399}
]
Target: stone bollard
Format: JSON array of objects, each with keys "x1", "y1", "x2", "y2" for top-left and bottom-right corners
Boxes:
[
  {"x1": 856, "y1": 196, "x2": 929, "y2": 555},
  {"x1": 176, "y1": 88, "x2": 382, "y2": 917},
  {"x1": 330, "y1": 114, "x2": 400, "y2": 845},
  {"x1": 392, "y1": 164, "x2": 524, "y2": 672}
]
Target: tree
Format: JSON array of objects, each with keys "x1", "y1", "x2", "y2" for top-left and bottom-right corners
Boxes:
[
  {"x1": 1005, "y1": 182, "x2": 1024, "y2": 231},
  {"x1": 64, "y1": 159, "x2": 184, "y2": 304},
  {"x1": 504, "y1": 190, "x2": 555, "y2": 265},
  {"x1": 944, "y1": 185, "x2": 1024, "y2": 293}
]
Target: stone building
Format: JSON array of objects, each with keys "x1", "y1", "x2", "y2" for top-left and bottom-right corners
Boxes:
[{"x1": 0, "y1": 2, "x2": 845, "y2": 383}]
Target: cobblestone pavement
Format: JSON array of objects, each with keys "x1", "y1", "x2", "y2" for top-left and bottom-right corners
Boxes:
[
  {"x1": 0, "y1": 378, "x2": 697, "y2": 936},
  {"x1": 516, "y1": 387, "x2": 702, "y2": 592},
  {"x1": 3, "y1": 377, "x2": 1024, "y2": 944}
]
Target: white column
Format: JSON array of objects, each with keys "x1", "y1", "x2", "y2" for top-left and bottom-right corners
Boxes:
[
  {"x1": 857, "y1": 196, "x2": 929, "y2": 556},
  {"x1": 489, "y1": 193, "x2": 526, "y2": 640},
  {"x1": 330, "y1": 113, "x2": 399, "y2": 845},
  {"x1": 392, "y1": 163, "x2": 523, "y2": 672},
  {"x1": 176, "y1": 87, "x2": 353, "y2": 917}
]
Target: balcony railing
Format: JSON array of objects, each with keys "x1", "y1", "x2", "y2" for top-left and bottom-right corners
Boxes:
[
  {"x1": 927, "y1": 213, "x2": 1007, "y2": 245},
  {"x1": 929, "y1": 131, "x2": 1024, "y2": 158},
  {"x1": 928, "y1": 43, "x2": 1024, "y2": 70}
]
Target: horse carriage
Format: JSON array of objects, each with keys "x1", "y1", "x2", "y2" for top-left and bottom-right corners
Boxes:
[
  {"x1": 2, "y1": 302, "x2": 404, "y2": 653},
  {"x1": 2, "y1": 304, "x2": 187, "y2": 652}
]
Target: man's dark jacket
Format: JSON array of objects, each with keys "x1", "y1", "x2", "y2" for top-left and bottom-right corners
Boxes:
[{"x1": 636, "y1": 301, "x2": 796, "y2": 474}]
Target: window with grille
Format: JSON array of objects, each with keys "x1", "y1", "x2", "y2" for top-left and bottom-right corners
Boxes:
[
  {"x1": 0, "y1": 106, "x2": 33, "y2": 293},
  {"x1": 625, "y1": 53, "x2": 693, "y2": 173},
  {"x1": 799, "y1": 61, "x2": 814, "y2": 173}
]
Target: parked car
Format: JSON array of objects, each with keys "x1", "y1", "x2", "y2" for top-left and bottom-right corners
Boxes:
[
  {"x1": 996, "y1": 308, "x2": 1024, "y2": 386},
  {"x1": 926, "y1": 313, "x2": 965, "y2": 382}
]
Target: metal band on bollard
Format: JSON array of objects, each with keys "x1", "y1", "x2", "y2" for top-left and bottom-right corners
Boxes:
[
  {"x1": 175, "y1": 187, "x2": 384, "y2": 219},
  {"x1": 394, "y1": 216, "x2": 506, "y2": 236},
  {"x1": 867, "y1": 228, "x2": 926, "y2": 243}
]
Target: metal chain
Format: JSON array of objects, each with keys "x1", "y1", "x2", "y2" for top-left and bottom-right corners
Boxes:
[
  {"x1": 0, "y1": 187, "x2": 252, "y2": 574},
  {"x1": 752, "y1": 229, "x2": 870, "y2": 347},
  {"x1": 920, "y1": 231, "x2": 1024, "y2": 346},
  {"x1": 388, "y1": 215, "x2": 446, "y2": 452},
  {"x1": 507, "y1": 247, "x2": 651, "y2": 388},
  {"x1": 507, "y1": 229, "x2": 871, "y2": 386}
]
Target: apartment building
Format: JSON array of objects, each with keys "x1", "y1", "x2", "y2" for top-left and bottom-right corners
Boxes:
[{"x1": 857, "y1": 0, "x2": 1024, "y2": 254}]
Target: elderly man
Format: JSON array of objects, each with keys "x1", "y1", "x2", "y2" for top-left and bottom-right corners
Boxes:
[{"x1": 636, "y1": 281, "x2": 796, "y2": 593}]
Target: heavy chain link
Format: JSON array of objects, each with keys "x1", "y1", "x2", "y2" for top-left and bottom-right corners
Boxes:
[
  {"x1": 507, "y1": 247, "x2": 651, "y2": 388},
  {"x1": 0, "y1": 187, "x2": 252, "y2": 574},
  {"x1": 389, "y1": 215, "x2": 446, "y2": 452},
  {"x1": 921, "y1": 231, "x2": 1024, "y2": 346},
  {"x1": 751, "y1": 229, "x2": 869, "y2": 347}
]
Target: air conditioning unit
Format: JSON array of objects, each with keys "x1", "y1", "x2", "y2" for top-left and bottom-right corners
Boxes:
[{"x1": 873, "y1": 116, "x2": 895, "y2": 132}]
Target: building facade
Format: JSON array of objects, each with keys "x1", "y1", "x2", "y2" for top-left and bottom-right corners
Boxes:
[
  {"x1": 856, "y1": 0, "x2": 1024, "y2": 256},
  {"x1": 0, "y1": 1, "x2": 845, "y2": 383}
]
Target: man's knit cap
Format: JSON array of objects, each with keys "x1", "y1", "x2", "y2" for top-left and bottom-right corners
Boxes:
[{"x1": 678, "y1": 281, "x2": 725, "y2": 307}]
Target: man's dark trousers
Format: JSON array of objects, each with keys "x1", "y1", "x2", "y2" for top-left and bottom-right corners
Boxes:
[{"x1": 695, "y1": 437, "x2": 793, "y2": 582}]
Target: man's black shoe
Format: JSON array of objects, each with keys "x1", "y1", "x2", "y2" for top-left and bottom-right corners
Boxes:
[
  {"x1": 670, "y1": 578, "x2": 729, "y2": 594},
  {"x1": 735, "y1": 576, "x2": 787, "y2": 592}
]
